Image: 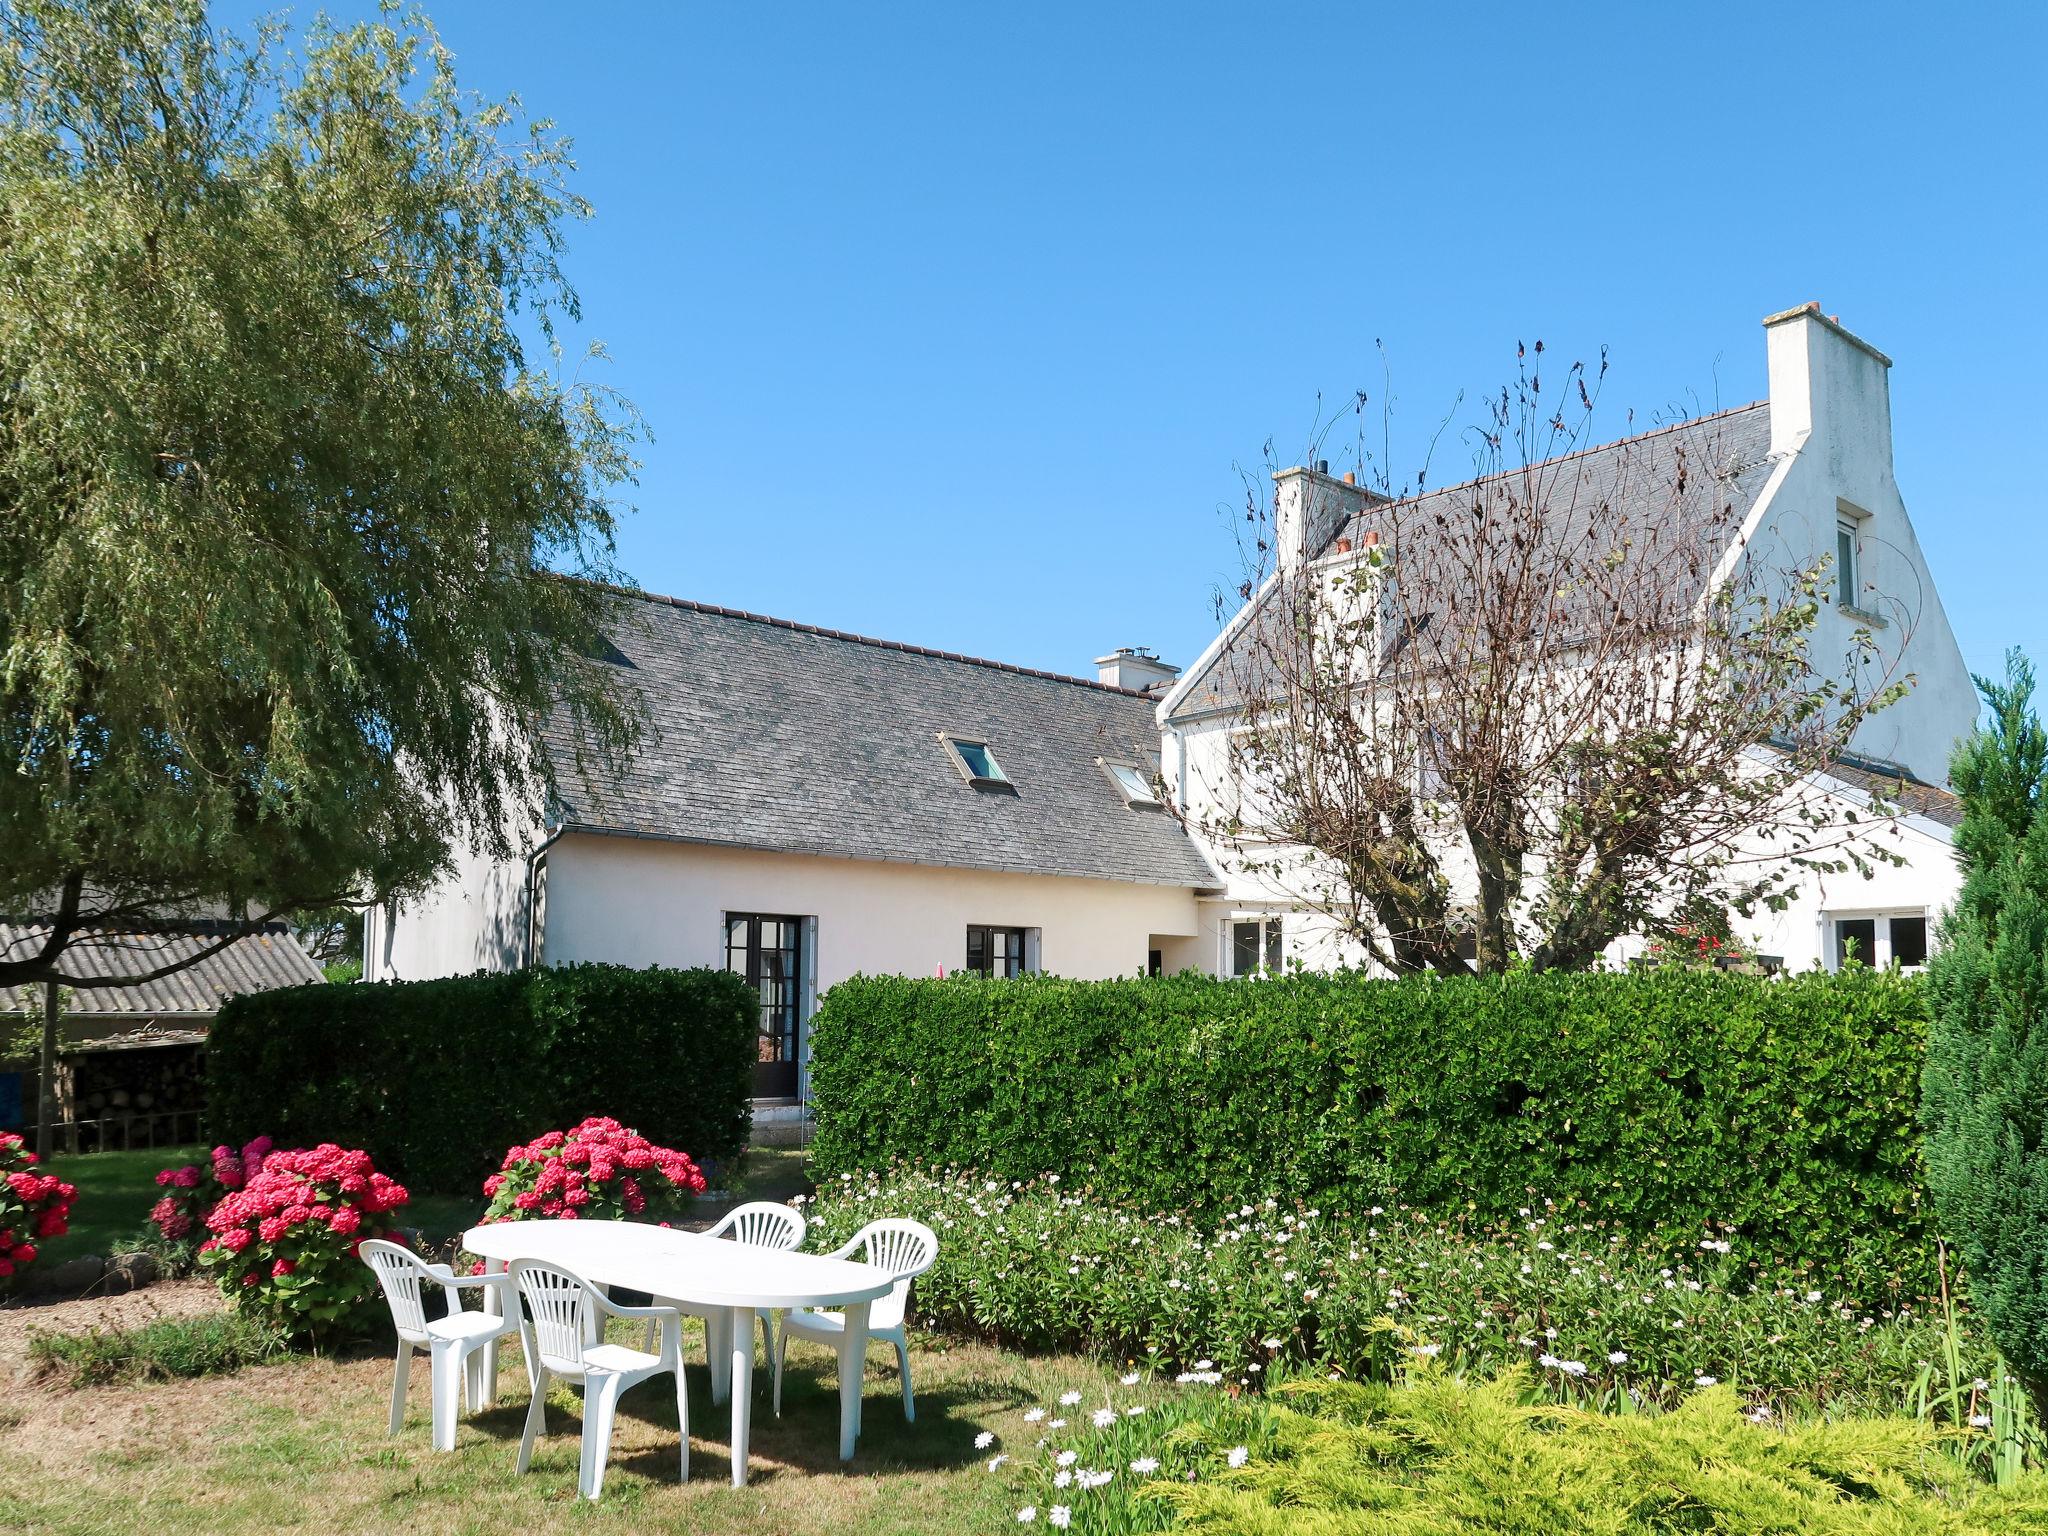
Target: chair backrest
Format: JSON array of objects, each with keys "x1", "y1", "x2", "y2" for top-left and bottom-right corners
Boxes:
[
  {"x1": 361, "y1": 1238, "x2": 438, "y2": 1341},
  {"x1": 511, "y1": 1259, "x2": 595, "y2": 1374},
  {"x1": 846, "y1": 1219, "x2": 939, "y2": 1331},
  {"x1": 713, "y1": 1201, "x2": 807, "y2": 1252}
]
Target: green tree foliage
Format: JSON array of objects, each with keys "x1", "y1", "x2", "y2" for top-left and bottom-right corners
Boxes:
[
  {"x1": 1924, "y1": 649, "x2": 2048, "y2": 1407},
  {"x1": 809, "y1": 968, "x2": 1933, "y2": 1295},
  {"x1": 0, "y1": 0, "x2": 640, "y2": 988}
]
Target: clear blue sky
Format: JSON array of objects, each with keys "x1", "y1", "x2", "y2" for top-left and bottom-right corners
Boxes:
[{"x1": 237, "y1": 1, "x2": 2045, "y2": 691}]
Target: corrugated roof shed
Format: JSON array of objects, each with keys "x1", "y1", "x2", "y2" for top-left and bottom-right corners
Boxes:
[
  {"x1": 0, "y1": 921, "x2": 325, "y2": 1019},
  {"x1": 546, "y1": 590, "x2": 1222, "y2": 891}
]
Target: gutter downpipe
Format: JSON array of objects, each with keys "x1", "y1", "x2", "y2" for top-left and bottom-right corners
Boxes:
[{"x1": 524, "y1": 823, "x2": 570, "y2": 969}]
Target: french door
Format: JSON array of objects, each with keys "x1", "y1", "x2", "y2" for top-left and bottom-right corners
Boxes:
[{"x1": 726, "y1": 913, "x2": 804, "y2": 1098}]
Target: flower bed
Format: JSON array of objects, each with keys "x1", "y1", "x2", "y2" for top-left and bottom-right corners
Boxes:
[
  {"x1": 0, "y1": 1131, "x2": 76, "y2": 1286},
  {"x1": 803, "y1": 1167, "x2": 1995, "y2": 1423},
  {"x1": 197, "y1": 1142, "x2": 408, "y2": 1338},
  {"x1": 479, "y1": 1116, "x2": 706, "y2": 1224}
]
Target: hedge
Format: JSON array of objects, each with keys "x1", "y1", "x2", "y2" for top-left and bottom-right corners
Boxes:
[
  {"x1": 208, "y1": 964, "x2": 756, "y2": 1196},
  {"x1": 807, "y1": 968, "x2": 1932, "y2": 1294}
]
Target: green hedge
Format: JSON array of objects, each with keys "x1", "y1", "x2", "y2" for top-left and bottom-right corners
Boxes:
[
  {"x1": 807, "y1": 969, "x2": 1932, "y2": 1293},
  {"x1": 208, "y1": 964, "x2": 756, "y2": 1196}
]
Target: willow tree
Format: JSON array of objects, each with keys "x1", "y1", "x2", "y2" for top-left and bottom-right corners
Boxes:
[{"x1": 0, "y1": 1, "x2": 641, "y2": 1010}]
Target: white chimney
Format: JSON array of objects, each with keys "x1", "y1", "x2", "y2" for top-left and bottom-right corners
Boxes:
[
  {"x1": 1273, "y1": 464, "x2": 1380, "y2": 574},
  {"x1": 1096, "y1": 647, "x2": 1179, "y2": 693},
  {"x1": 1763, "y1": 302, "x2": 1897, "y2": 484}
]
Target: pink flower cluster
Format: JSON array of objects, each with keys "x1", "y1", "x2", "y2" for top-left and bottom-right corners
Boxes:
[
  {"x1": 195, "y1": 1142, "x2": 408, "y2": 1335},
  {"x1": 0, "y1": 1131, "x2": 77, "y2": 1282},
  {"x1": 151, "y1": 1136, "x2": 273, "y2": 1252},
  {"x1": 480, "y1": 1116, "x2": 706, "y2": 1226}
]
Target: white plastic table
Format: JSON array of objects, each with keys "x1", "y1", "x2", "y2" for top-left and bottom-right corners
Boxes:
[{"x1": 464, "y1": 1218, "x2": 892, "y2": 1486}]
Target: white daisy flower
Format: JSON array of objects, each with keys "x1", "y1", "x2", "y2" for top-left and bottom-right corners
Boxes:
[
  {"x1": 975, "y1": 1431, "x2": 996, "y2": 1449},
  {"x1": 1227, "y1": 1446, "x2": 1250, "y2": 1468}
]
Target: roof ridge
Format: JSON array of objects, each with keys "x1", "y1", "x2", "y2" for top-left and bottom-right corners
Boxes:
[
  {"x1": 1327, "y1": 400, "x2": 1770, "y2": 551},
  {"x1": 583, "y1": 581, "x2": 1156, "y2": 698}
]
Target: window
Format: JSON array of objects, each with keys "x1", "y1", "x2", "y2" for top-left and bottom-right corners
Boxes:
[
  {"x1": 1101, "y1": 760, "x2": 1159, "y2": 806},
  {"x1": 726, "y1": 913, "x2": 806, "y2": 1097},
  {"x1": 1232, "y1": 917, "x2": 1284, "y2": 976},
  {"x1": 966, "y1": 925, "x2": 1027, "y2": 978},
  {"x1": 1830, "y1": 912, "x2": 1929, "y2": 972},
  {"x1": 940, "y1": 734, "x2": 1010, "y2": 786},
  {"x1": 1836, "y1": 515, "x2": 1860, "y2": 609}
]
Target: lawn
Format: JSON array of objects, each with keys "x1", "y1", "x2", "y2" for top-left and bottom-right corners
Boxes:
[
  {"x1": 40, "y1": 1143, "x2": 204, "y2": 1267},
  {"x1": 0, "y1": 1310, "x2": 1182, "y2": 1535}
]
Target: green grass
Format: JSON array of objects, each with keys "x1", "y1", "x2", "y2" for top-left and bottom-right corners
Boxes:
[
  {"x1": 27, "y1": 1313, "x2": 285, "y2": 1388},
  {"x1": 0, "y1": 1314, "x2": 1193, "y2": 1534},
  {"x1": 40, "y1": 1143, "x2": 203, "y2": 1266}
]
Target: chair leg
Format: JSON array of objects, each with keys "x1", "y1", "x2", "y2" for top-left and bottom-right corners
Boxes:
[
  {"x1": 388, "y1": 1345, "x2": 412, "y2": 1435},
  {"x1": 517, "y1": 1369, "x2": 548, "y2": 1475},
  {"x1": 773, "y1": 1327, "x2": 787, "y2": 1418},
  {"x1": 757, "y1": 1310, "x2": 778, "y2": 1381},
  {"x1": 581, "y1": 1374, "x2": 623, "y2": 1500},
  {"x1": 430, "y1": 1339, "x2": 463, "y2": 1451},
  {"x1": 675, "y1": 1366, "x2": 691, "y2": 1484},
  {"x1": 895, "y1": 1335, "x2": 915, "y2": 1423}
]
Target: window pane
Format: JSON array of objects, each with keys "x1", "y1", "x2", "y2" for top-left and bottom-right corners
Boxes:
[
  {"x1": 966, "y1": 926, "x2": 987, "y2": 975},
  {"x1": 1232, "y1": 921, "x2": 1260, "y2": 977},
  {"x1": 1109, "y1": 763, "x2": 1154, "y2": 802},
  {"x1": 1835, "y1": 918, "x2": 1877, "y2": 968},
  {"x1": 1264, "y1": 919, "x2": 1283, "y2": 974},
  {"x1": 1890, "y1": 915, "x2": 1928, "y2": 969},
  {"x1": 1837, "y1": 525, "x2": 1856, "y2": 607},
  {"x1": 955, "y1": 741, "x2": 1005, "y2": 781}
]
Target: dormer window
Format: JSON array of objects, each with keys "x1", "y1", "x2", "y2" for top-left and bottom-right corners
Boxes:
[
  {"x1": 939, "y1": 733, "x2": 1010, "y2": 786},
  {"x1": 1100, "y1": 759, "x2": 1159, "y2": 807}
]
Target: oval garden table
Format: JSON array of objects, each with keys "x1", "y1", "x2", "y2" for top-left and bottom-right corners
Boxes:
[{"x1": 464, "y1": 1218, "x2": 893, "y2": 1486}]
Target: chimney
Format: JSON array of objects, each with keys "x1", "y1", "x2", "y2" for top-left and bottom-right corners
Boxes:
[
  {"x1": 1763, "y1": 302, "x2": 1896, "y2": 478},
  {"x1": 1095, "y1": 646, "x2": 1180, "y2": 693},
  {"x1": 1272, "y1": 464, "x2": 1380, "y2": 575}
]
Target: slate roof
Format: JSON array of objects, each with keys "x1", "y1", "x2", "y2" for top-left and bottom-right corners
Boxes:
[
  {"x1": 545, "y1": 589, "x2": 1222, "y2": 891},
  {"x1": 0, "y1": 921, "x2": 325, "y2": 1019},
  {"x1": 1820, "y1": 754, "x2": 1963, "y2": 829},
  {"x1": 1166, "y1": 403, "x2": 1780, "y2": 721}
]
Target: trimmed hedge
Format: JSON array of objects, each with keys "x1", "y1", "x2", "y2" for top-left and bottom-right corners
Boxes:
[
  {"x1": 208, "y1": 964, "x2": 755, "y2": 1196},
  {"x1": 808, "y1": 968, "x2": 1932, "y2": 1294}
]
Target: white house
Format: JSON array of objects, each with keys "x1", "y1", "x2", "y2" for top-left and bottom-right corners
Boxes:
[
  {"x1": 1157, "y1": 303, "x2": 1976, "y2": 977},
  {"x1": 365, "y1": 597, "x2": 1220, "y2": 1099},
  {"x1": 376, "y1": 303, "x2": 1977, "y2": 1093}
]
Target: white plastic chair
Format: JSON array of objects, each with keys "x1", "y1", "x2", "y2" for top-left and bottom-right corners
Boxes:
[
  {"x1": 774, "y1": 1218, "x2": 938, "y2": 1423},
  {"x1": 642, "y1": 1201, "x2": 808, "y2": 1381},
  {"x1": 511, "y1": 1257, "x2": 689, "y2": 1500},
  {"x1": 361, "y1": 1238, "x2": 523, "y2": 1451}
]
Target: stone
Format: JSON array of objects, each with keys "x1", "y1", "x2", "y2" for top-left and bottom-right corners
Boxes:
[
  {"x1": 33, "y1": 1254, "x2": 104, "y2": 1294},
  {"x1": 103, "y1": 1251, "x2": 161, "y2": 1293}
]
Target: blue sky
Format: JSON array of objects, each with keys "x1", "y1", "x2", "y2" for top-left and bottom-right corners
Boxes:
[{"x1": 238, "y1": 2, "x2": 2044, "y2": 694}]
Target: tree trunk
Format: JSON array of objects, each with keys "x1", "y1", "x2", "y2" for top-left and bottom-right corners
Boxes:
[{"x1": 35, "y1": 979, "x2": 59, "y2": 1162}]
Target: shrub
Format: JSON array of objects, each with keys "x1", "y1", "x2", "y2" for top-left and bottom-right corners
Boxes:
[
  {"x1": 28, "y1": 1313, "x2": 285, "y2": 1388},
  {"x1": 1923, "y1": 651, "x2": 2048, "y2": 1414},
  {"x1": 480, "y1": 1116, "x2": 707, "y2": 1223},
  {"x1": 0, "y1": 1130, "x2": 76, "y2": 1286},
  {"x1": 208, "y1": 963, "x2": 757, "y2": 1196},
  {"x1": 804, "y1": 1168, "x2": 1990, "y2": 1423},
  {"x1": 809, "y1": 967, "x2": 1931, "y2": 1293},
  {"x1": 1157, "y1": 1372, "x2": 2048, "y2": 1536},
  {"x1": 196, "y1": 1143, "x2": 408, "y2": 1339},
  {"x1": 149, "y1": 1137, "x2": 273, "y2": 1269}
]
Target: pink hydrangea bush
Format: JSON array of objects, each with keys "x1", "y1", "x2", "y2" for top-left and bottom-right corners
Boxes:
[
  {"x1": 197, "y1": 1142, "x2": 408, "y2": 1337},
  {"x1": 150, "y1": 1136, "x2": 273, "y2": 1267},
  {"x1": 0, "y1": 1131, "x2": 76, "y2": 1287},
  {"x1": 480, "y1": 1116, "x2": 707, "y2": 1225}
]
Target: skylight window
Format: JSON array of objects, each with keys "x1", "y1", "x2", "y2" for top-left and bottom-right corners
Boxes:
[
  {"x1": 1101, "y1": 759, "x2": 1160, "y2": 806},
  {"x1": 939, "y1": 734, "x2": 1010, "y2": 786}
]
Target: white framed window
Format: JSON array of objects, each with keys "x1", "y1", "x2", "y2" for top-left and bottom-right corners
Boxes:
[
  {"x1": 1835, "y1": 515, "x2": 1860, "y2": 609},
  {"x1": 1829, "y1": 911, "x2": 1929, "y2": 972},
  {"x1": 1099, "y1": 758, "x2": 1160, "y2": 807},
  {"x1": 939, "y1": 733, "x2": 1011, "y2": 786},
  {"x1": 1230, "y1": 916, "x2": 1284, "y2": 976}
]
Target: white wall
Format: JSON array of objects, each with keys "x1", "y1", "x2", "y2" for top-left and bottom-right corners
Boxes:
[
  {"x1": 540, "y1": 835, "x2": 1200, "y2": 985},
  {"x1": 367, "y1": 833, "x2": 532, "y2": 983}
]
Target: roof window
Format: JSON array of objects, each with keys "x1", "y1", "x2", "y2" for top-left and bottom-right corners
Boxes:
[
  {"x1": 940, "y1": 734, "x2": 1011, "y2": 786},
  {"x1": 1100, "y1": 759, "x2": 1160, "y2": 806}
]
